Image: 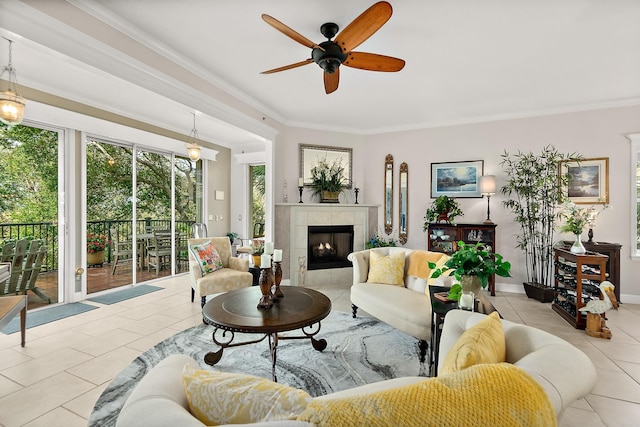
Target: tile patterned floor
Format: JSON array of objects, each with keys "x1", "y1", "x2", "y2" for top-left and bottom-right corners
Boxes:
[{"x1": 0, "y1": 276, "x2": 639, "y2": 426}]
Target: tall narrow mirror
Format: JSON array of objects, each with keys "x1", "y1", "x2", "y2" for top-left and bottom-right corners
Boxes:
[
  {"x1": 384, "y1": 154, "x2": 393, "y2": 234},
  {"x1": 399, "y1": 162, "x2": 408, "y2": 244}
]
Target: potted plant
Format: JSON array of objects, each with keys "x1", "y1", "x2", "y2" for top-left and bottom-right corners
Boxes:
[
  {"x1": 309, "y1": 155, "x2": 346, "y2": 203},
  {"x1": 226, "y1": 232, "x2": 238, "y2": 245},
  {"x1": 558, "y1": 201, "x2": 609, "y2": 254},
  {"x1": 500, "y1": 146, "x2": 582, "y2": 302},
  {"x1": 366, "y1": 231, "x2": 399, "y2": 248},
  {"x1": 87, "y1": 232, "x2": 110, "y2": 266},
  {"x1": 430, "y1": 241, "x2": 512, "y2": 300},
  {"x1": 250, "y1": 241, "x2": 265, "y2": 267},
  {"x1": 423, "y1": 195, "x2": 463, "y2": 227}
]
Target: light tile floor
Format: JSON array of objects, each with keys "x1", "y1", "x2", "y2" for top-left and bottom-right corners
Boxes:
[{"x1": 0, "y1": 276, "x2": 639, "y2": 427}]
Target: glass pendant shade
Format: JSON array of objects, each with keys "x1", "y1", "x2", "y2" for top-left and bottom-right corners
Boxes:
[
  {"x1": 0, "y1": 90, "x2": 25, "y2": 125},
  {"x1": 0, "y1": 39, "x2": 26, "y2": 126},
  {"x1": 185, "y1": 112, "x2": 201, "y2": 161},
  {"x1": 187, "y1": 142, "x2": 201, "y2": 161}
]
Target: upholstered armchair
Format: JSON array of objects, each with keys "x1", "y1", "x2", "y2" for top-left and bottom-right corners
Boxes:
[{"x1": 188, "y1": 237, "x2": 253, "y2": 307}]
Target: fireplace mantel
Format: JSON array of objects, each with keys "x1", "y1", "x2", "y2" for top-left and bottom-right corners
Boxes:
[{"x1": 274, "y1": 203, "x2": 378, "y2": 286}]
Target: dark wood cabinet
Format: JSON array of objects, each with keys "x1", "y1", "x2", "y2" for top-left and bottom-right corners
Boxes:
[
  {"x1": 426, "y1": 223, "x2": 498, "y2": 295},
  {"x1": 558, "y1": 241, "x2": 622, "y2": 303},
  {"x1": 553, "y1": 247, "x2": 608, "y2": 329}
]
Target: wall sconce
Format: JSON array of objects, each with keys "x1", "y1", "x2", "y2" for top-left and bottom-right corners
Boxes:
[
  {"x1": 0, "y1": 38, "x2": 26, "y2": 126},
  {"x1": 186, "y1": 112, "x2": 201, "y2": 161},
  {"x1": 480, "y1": 175, "x2": 496, "y2": 224}
]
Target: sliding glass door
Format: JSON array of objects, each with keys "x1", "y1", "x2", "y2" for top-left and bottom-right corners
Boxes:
[
  {"x1": 0, "y1": 122, "x2": 63, "y2": 310},
  {"x1": 85, "y1": 139, "x2": 202, "y2": 294}
]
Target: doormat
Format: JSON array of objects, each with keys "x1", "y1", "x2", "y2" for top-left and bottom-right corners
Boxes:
[
  {"x1": 1, "y1": 302, "x2": 97, "y2": 335},
  {"x1": 87, "y1": 284, "x2": 163, "y2": 305}
]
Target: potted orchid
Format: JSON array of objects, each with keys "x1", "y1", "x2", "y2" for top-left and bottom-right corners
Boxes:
[
  {"x1": 558, "y1": 201, "x2": 609, "y2": 254},
  {"x1": 309, "y1": 156, "x2": 346, "y2": 203}
]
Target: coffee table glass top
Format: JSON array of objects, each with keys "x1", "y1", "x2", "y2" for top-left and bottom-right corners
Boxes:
[{"x1": 203, "y1": 286, "x2": 332, "y2": 333}]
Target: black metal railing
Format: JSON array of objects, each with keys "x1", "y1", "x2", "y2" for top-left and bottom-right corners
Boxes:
[{"x1": 2, "y1": 218, "x2": 194, "y2": 271}]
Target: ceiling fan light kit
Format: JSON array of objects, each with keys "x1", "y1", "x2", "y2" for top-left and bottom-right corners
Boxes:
[{"x1": 261, "y1": 1, "x2": 405, "y2": 94}]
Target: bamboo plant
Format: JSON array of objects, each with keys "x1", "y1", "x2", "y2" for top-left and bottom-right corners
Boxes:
[{"x1": 500, "y1": 146, "x2": 581, "y2": 289}]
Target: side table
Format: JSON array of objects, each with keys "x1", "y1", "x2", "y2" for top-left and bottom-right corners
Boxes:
[
  {"x1": 428, "y1": 285, "x2": 497, "y2": 376},
  {"x1": 0, "y1": 295, "x2": 27, "y2": 347}
]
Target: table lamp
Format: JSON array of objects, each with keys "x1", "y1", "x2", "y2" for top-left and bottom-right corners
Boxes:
[{"x1": 480, "y1": 175, "x2": 496, "y2": 224}]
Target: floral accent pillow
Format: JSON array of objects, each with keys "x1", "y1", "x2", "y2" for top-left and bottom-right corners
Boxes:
[
  {"x1": 189, "y1": 240, "x2": 224, "y2": 275},
  {"x1": 182, "y1": 364, "x2": 312, "y2": 425}
]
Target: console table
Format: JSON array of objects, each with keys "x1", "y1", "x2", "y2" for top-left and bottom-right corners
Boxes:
[{"x1": 1, "y1": 263, "x2": 27, "y2": 346}]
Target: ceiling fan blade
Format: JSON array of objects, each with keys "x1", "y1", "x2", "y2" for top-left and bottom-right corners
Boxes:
[
  {"x1": 261, "y1": 58, "x2": 314, "y2": 74},
  {"x1": 324, "y1": 69, "x2": 340, "y2": 94},
  {"x1": 262, "y1": 14, "x2": 320, "y2": 50},
  {"x1": 343, "y1": 52, "x2": 405, "y2": 72},
  {"x1": 334, "y1": 1, "x2": 392, "y2": 53}
]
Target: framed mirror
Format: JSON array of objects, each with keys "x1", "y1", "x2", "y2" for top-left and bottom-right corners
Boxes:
[
  {"x1": 384, "y1": 154, "x2": 393, "y2": 235},
  {"x1": 399, "y1": 162, "x2": 408, "y2": 244},
  {"x1": 299, "y1": 144, "x2": 352, "y2": 187}
]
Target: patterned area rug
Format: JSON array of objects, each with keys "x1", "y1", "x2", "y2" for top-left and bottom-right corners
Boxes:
[{"x1": 89, "y1": 311, "x2": 429, "y2": 427}]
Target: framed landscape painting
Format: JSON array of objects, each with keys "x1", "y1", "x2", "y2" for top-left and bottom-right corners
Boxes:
[
  {"x1": 430, "y1": 160, "x2": 484, "y2": 198},
  {"x1": 560, "y1": 157, "x2": 609, "y2": 204}
]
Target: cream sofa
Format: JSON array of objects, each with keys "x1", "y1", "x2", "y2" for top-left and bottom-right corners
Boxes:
[
  {"x1": 115, "y1": 310, "x2": 596, "y2": 426},
  {"x1": 347, "y1": 247, "x2": 450, "y2": 361}
]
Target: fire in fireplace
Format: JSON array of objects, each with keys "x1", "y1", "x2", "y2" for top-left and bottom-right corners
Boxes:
[{"x1": 307, "y1": 225, "x2": 354, "y2": 270}]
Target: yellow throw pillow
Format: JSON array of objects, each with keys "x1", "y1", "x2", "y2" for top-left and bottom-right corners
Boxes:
[
  {"x1": 182, "y1": 364, "x2": 312, "y2": 425},
  {"x1": 297, "y1": 363, "x2": 556, "y2": 427},
  {"x1": 367, "y1": 251, "x2": 405, "y2": 286},
  {"x1": 439, "y1": 311, "x2": 505, "y2": 375}
]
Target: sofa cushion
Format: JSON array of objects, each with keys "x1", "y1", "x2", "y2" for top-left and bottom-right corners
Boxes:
[
  {"x1": 296, "y1": 363, "x2": 556, "y2": 427},
  {"x1": 182, "y1": 364, "x2": 312, "y2": 425},
  {"x1": 366, "y1": 251, "x2": 405, "y2": 286},
  {"x1": 189, "y1": 240, "x2": 224, "y2": 275},
  {"x1": 439, "y1": 311, "x2": 505, "y2": 375}
]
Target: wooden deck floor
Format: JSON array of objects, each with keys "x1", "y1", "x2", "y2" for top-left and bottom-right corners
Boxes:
[{"x1": 19, "y1": 261, "x2": 187, "y2": 311}]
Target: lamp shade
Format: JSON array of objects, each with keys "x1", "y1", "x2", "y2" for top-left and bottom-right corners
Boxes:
[
  {"x1": 186, "y1": 143, "x2": 201, "y2": 161},
  {"x1": 0, "y1": 91, "x2": 25, "y2": 125},
  {"x1": 480, "y1": 175, "x2": 496, "y2": 195}
]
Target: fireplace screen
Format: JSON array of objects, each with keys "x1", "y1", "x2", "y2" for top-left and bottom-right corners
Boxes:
[{"x1": 307, "y1": 225, "x2": 354, "y2": 270}]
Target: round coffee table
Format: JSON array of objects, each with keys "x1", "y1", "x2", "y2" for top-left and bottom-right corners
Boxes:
[{"x1": 202, "y1": 285, "x2": 331, "y2": 381}]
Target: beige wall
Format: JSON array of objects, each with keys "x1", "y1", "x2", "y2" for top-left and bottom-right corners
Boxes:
[{"x1": 274, "y1": 106, "x2": 640, "y2": 301}]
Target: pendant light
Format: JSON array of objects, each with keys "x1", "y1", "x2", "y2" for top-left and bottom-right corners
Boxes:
[
  {"x1": 186, "y1": 112, "x2": 201, "y2": 161},
  {"x1": 0, "y1": 38, "x2": 26, "y2": 126}
]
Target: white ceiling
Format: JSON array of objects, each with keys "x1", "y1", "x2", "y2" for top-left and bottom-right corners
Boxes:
[{"x1": 1, "y1": 0, "x2": 639, "y2": 146}]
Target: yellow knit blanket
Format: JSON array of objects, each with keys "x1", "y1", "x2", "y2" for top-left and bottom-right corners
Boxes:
[
  {"x1": 296, "y1": 363, "x2": 557, "y2": 427},
  {"x1": 406, "y1": 250, "x2": 446, "y2": 279}
]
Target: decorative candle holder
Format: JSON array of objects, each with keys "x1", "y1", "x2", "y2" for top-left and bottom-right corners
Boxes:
[
  {"x1": 257, "y1": 267, "x2": 274, "y2": 309},
  {"x1": 354, "y1": 187, "x2": 360, "y2": 204},
  {"x1": 273, "y1": 261, "x2": 284, "y2": 299},
  {"x1": 298, "y1": 186, "x2": 304, "y2": 203}
]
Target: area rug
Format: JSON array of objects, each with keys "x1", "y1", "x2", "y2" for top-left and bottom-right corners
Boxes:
[
  {"x1": 88, "y1": 311, "x2": 428, "y2": 427},
  {"x1": 1, "y1": 302, "x2": 97, "y2": 334},
  {"x1": 87, "y1": 284, "x2": 163, "y2": 305}
]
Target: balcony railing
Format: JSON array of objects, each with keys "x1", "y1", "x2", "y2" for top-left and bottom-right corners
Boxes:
[{"x1": 1, "y1": 218, "x2": 195, "y2": 271}]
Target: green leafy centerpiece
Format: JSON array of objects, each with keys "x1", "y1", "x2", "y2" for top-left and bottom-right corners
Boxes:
[{"x1": 429, "y1": 241, "x2": 511, "y2": 301}]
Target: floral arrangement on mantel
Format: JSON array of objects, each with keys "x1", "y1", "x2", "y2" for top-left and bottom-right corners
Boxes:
[
  {"x1": 309, "y1": 155, "x2": 346, "y2": 201},
  {"x1": 87, "y1": 233, "x2": 110, "y2": 253},
  {"x1": 558, "y1": 201, "x2": 610, "y2": 235}
]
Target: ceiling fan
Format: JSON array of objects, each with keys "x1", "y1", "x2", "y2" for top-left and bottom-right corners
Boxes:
[{"x1": 261, "y1": 1, "x2": 405, "y2": 94}]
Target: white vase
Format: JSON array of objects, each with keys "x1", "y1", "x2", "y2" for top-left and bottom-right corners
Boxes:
[{"x1": 570, "y1": 233, "x2": 586, "y2": 254}]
